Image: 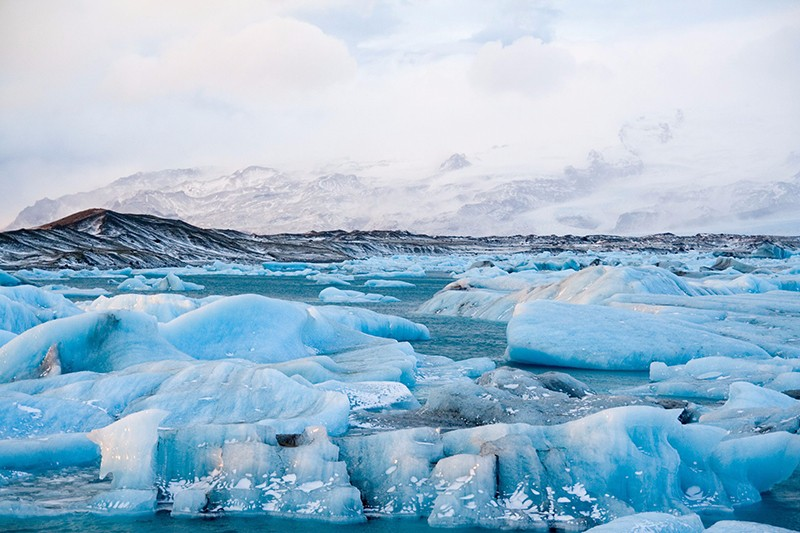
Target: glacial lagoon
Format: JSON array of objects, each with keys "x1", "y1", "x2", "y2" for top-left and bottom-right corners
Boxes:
[{"x1": 1, "y1": 252, "x2": 799, "y2": 532}]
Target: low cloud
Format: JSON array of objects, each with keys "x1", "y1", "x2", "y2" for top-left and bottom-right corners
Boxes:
[{"x1": 468, "y1": 37, "x2": 576, "y2": 97}]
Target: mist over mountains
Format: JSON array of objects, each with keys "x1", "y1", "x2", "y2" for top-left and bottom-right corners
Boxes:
[{"x1": 8, "y1": 115, "x2": 800, "y2": 237}]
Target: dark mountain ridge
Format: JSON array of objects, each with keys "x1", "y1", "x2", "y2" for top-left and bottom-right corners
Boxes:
[{"x1": 0, "y1": 209, "x2": 797, "y2": 270}]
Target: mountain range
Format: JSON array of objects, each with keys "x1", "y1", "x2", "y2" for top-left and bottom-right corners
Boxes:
[
  {"x1": 6, "y1": 114, "x2": 800, "y2": 236},
  {"x1": 0, "y1": 209, "x2": 796, "y2": 270}
]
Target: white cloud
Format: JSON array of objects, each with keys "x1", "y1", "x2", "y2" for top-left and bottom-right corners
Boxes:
[{"x1": 102, "y1": 18, "x2": 357, "y2": 106}]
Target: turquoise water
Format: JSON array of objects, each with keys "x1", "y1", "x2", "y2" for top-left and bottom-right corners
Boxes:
[
  {"x1": 19, "y1": 273, "x2": 800, "y2": 531},
  {"x1": 0, "y1": 514, "x2": 487, "y2": 533}
]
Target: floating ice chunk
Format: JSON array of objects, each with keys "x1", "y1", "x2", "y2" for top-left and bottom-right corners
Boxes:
[
  {"x1": 0, "y1": 270, "x2": 22, "y2": 286},
  {"x1": 698, "y1": 382, "x2": 800, "y2": 434},
  {"x1": 608, "y1": 291, "x2": 800, "y2": 359},
  {"x1": 418, "y1": 286, "x2": 520, "y2": 321},
  {"x1": 117, "y1": 273, "x2": 204, "y2": 292},
  {"x1": 420, "y1": 264, "x2": 800, "y2": 324},
  {"x1": 583, "y1": 512, "x2": 704, "y2": 532},
  {"x1": 262, "y1": 261, "x2": 319, "y2": 273},
  {"x1": 88, "y1": 409, "x2": 168, "y2": 489},
  {"x1": 308, "y1": 273, "x2": 353, "y2": 286},
  {"x1": 750, "y1": 242, "x2": 793, "y2": 259},
  {"x1": 769, "y1": 372, "x2": 800, "y2": 393},
  {"x1": 444, "y1": 407, "x2": 800, "y2": 525},
  {"x1": 515, "y1": 266, "x2": 702, "y2": 305},
  {"x1": 710, "y1": 431, "x2": 800, "y2": 504},
  {"x1": 506, "y1": 301, "x2": 770, "y2": 370},
  {"x1": 40, "y1": 285, "x2": 111, "y2": 298},
  {"x1": 80, "y1": 293, "x2": 221, "y2": 322},
  {"x1": 14, "y1": 268, "x2": 131, "y2": 281},
  {"x1": 319, "y1": 287, "x2": 399, "y2": 304},
  {"x1": 362, "y1": 266, "x2": 426, "y2": 279},
  {"x1": 160, "y1": 295, "x2": 391, "y2": 363},
  {"x1": 116, "y1": 276, "x2": 152, "y2": 291},
  {"x1": 635, "y1": 357, "x2": 800, "y2": 401},
  {"x1": 314, "y1": 306, "x2": 429, "y2": 341},
  {"x1": 454, "y1": 265, "x2": 510, "y2": 281},
  {"x1": 0, "y1": 285, "x2": 82, "y2": 334},
  {"x1": 0, "y1": 311, "x2": 190, "y2": 382},
  {"x1": 363, "y1": 280, "x2": 415, "y2": 288}
]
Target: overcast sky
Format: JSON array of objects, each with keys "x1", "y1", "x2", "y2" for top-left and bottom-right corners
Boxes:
[{"x1": 1, "y1": 0, "x2": 799, "y2": 227}]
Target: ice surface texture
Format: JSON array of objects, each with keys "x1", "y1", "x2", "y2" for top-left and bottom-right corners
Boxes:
[
  {"x1": 584, "y1": 513, "x2": 797, "y2": 532},
  {"x1": 337, "y1": 406, "x2": 800, "y2": 528}
]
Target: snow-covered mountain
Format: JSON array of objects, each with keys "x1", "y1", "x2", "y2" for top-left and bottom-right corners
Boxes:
[{"x1": 8, "y1": 114, "x2": 800, "y2": 236}]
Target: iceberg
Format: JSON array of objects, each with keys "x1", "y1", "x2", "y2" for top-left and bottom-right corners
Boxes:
[
  {"x1": 160, "y1": 295, "x2": 394, "y2": 363},
  {"x1": 506, "y1": 300, "x2": 770, "y2": 370},
  {"x1": 421, "y1": 265, "x2": 800, "y2": 370},
  {"x1": 79, "y1": 293, "x2": 220, "y2": 322},
  {"x1": 363, "y1": 279, "x2": 416, "y2": 288},
  {"x1": 0, "y1": 285, "x2": 82, "y2": 334},
  {"x1": 319, "y1": 287, "x2": 400, "y2": 304},
  {"x1": 697, "y1": 382, "x2": 800, "y2": 434},
  {"x1": 339, "y1": 405, "x2": 800, "y2": 529},
  {"x1": 87, "y1": 409, "x2": 168, "y2": 489},
  {"x1": 307, "y1": 273, "x2": 353, "y2": 285},
  {"x1": 0, "y1": 270, "x2": 22, "y2": 286},
  {"x1": 0, "y1": 256, "x2": 798, "y2": 528},
  {"x1": 40, "y1": 285, "x2": 111, "y2": 298},
  {"x1": 314, "y1": 305, "x2": 429, "y2": 341},
  {"x1": 0, "y1": 311, "x2": 190, "y2": 382},
  {"x1": 117, "y1": 273, "x2": 204, "y2": 292},
  {"x1": 624, "y1": 356, "x2": 800, "y2": 401}
]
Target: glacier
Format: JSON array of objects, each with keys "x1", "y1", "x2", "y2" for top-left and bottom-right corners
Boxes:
[{"x1": 0, "y1": 248, "x2": 798, "y2": 530}]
